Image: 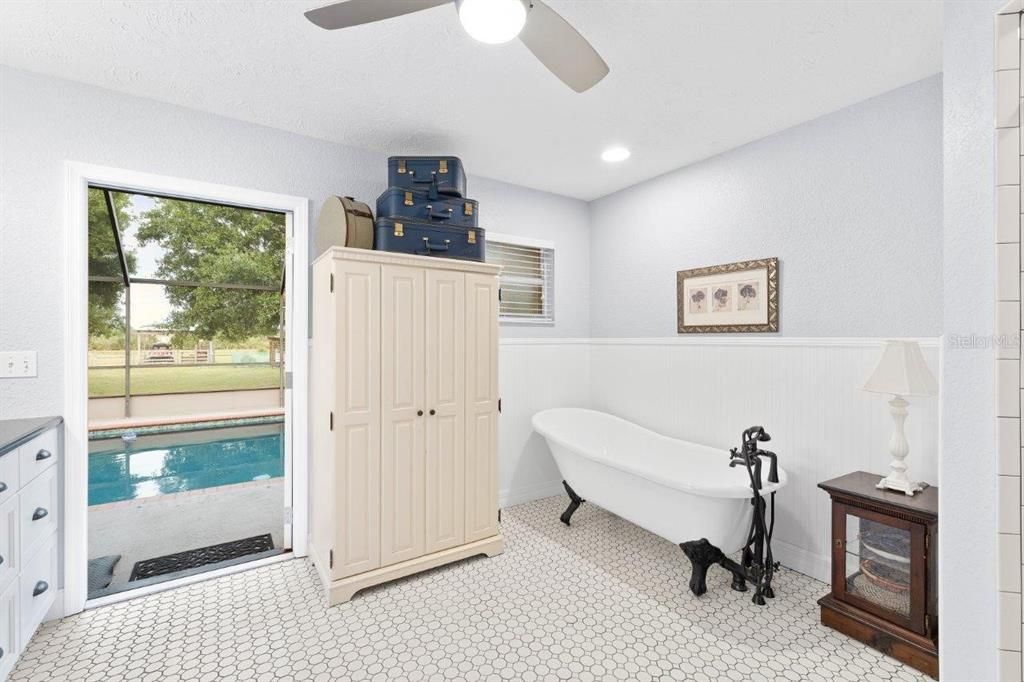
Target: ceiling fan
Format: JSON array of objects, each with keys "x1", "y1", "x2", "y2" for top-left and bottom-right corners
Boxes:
[{"x1": 304, "y1": 0, "x2": 609, "y2": 93}]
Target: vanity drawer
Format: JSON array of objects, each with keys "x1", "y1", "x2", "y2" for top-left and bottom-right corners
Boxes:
[
  {"x1": 0, "y1": 496, "x2": 18, "y2": 593},
  {"x1": 0, "y1": 452, "x2": 17, "y2": 510},
  {"x1": 18, "y1": 428, "x2": 57, "y2": 485},
  {"x1": 18, "y1": 535, "x2": 55, "y2": 649},
  {"x1": 19, "y1": 467, "x2": 57, "y2": 561},
  {"x1": 0, "y1": 579, "x2": 18, "y2": 682}
]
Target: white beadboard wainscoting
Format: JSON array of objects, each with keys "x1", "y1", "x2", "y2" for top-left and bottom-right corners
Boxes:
[
  {"x1": 497, "y1": 339, "x2": 591, "y2": 507},
  {"x1": 497, "y1": 337, "x2": 941, "y2": 583}
]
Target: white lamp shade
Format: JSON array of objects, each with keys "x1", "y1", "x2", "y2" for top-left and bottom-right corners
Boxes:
[{"x1": 861, "y1": 340, "x2": 938, "y2": 397}]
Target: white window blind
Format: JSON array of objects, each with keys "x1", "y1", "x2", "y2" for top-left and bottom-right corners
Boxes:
[{"x1": 485, "y1": 236, "x2": 554, "y2": 324}]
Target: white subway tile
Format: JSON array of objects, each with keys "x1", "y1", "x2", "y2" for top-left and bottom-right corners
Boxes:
[
  {"x1": 1000, "y1": 475, "x2": 1021, "y2": 532},
  {"x1": 1000, "y1": 649, "x2": 1023, "y2": 682},
  {"x1": 1001, "y1": 532, "x2": 1022, "y2": 592},
  {"x1": 999, "y1": 302, "x2": 1022, "y2": 360},
  {"x1": 999, "y1": 185, "x2": 1021, "y2": 243},
  {"x1": 1001, "y1": 591, "x2": 1022, "y2": 650},
  {"x1": 1001, "y1": 419, "x2": 1022, "y2": 474},
  {"x1": 999, "y1": 13, "x2": 1021, "y2": 70},
  {"x1": 997, "y1": 244, "x2": 1021, "y2": 300},
  {"x1": 1000, "y1": 128, "x2": 1022, "y2": 185},
  {"x1": 998, "y1": 360, "x2": 1021, "y2": 417},
  {"x1": 999, "y1": 71, "x2": 1021, "y2": 127}
]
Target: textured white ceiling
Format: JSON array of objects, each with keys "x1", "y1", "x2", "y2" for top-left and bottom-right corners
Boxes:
[{"x1": 0, "y1": 0, "x2": 942, "y2": 200}]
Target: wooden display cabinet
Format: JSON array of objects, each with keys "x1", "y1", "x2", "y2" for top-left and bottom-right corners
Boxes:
[{"x1": 818, "y1": 472, "x2": 938, "y2": 679}]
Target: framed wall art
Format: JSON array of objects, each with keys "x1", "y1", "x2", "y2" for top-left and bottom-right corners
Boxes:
[{"x1": 676, "y1": 257, "x2": 779, "y2": 333}]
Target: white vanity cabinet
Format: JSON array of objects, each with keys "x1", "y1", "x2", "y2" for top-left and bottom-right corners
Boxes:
[
  {"x1": 310, "y1": 248, "x2": 503, "y2": 605},
  {"x1": 0, "y1": 418, "x2": 62, "y2": 681}
]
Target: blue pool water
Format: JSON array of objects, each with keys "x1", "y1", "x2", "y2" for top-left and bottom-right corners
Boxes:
[{"x1": 88, "y1": 424, "x2": 283, "y2": 506}]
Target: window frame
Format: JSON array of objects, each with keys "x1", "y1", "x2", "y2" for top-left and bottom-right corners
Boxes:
[{"x1": 486, "y1": 232, "x2": 555, "y2": 326}]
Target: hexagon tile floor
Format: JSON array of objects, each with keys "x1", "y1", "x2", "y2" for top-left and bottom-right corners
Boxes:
[{"x1": 12, "y1": 496, "x2": 930, "y2": 681}]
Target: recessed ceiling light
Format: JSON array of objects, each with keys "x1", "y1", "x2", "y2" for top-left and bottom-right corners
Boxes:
[{"x1": 601, "y1": 146, "x2": 631, "y2": 163}]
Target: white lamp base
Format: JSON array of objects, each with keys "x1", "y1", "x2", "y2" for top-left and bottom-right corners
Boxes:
[
  {"x1": 876, "y1": 475, "x2": 928, "y2": 496},
  {"x1": 875, "y1": 395, "x2": 928, "y2": 497}
]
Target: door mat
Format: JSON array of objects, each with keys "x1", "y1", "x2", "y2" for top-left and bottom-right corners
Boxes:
[{"x1": 129, "y1": 534, "x2": 275, "y2": 582}]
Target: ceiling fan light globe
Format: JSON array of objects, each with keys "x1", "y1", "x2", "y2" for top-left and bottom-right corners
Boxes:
[{"x1": 457, "y1": 0, "x2": 528, "y2": 44}]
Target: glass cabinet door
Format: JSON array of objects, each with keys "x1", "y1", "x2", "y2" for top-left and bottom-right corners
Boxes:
[{"x1": 834, "y1": 504, "x2": 925, "y2": 633}]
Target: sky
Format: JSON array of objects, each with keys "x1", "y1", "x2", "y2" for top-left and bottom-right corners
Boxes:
[{"x1": 124, "y1": 194, "x2": 172, "y2": 329}]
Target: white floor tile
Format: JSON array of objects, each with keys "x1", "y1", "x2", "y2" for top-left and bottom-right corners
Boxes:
[{"x1": 11, "y1": 496, "x2": 932, "y2": 681}]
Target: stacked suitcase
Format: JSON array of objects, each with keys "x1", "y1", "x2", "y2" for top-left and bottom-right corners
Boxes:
[{"x1": 374, "y1": 156, "x2": 485, "y2": 262}]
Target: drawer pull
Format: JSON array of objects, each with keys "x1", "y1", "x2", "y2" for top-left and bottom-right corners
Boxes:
[
  {"x1": 35, "y1": 449, "x2": 52, "y2": 461},
  {"x1": 32, "y1": 507, "x2": 48, "y2": 521},
  {"x1": 32, "y1": 580, "x2": 48, "y2": 597},
  {"x1": 0, "y1": 482, "x2": 6, "y2": 493}
]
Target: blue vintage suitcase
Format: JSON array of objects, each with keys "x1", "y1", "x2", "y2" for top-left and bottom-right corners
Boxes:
[
  {"x1": 376, "y1": 187, "x2": 479, "y2": 229},
  {"x1": 387, "y1": 156, "x2": 467, "y2": 197},
  {"x1": 374, "y1": 218, "x2": 484, "y2": 262}
]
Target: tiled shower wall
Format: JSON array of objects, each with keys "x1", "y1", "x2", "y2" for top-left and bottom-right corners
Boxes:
[{"x1": 997, "y1": 3, "x2": 1024, "y2": 680}]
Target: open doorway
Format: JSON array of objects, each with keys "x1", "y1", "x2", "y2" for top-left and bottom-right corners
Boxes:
[
  {"x1": 64, "y1": 164, "x2": 309, "y2": 612},
  {"x1": 84, "y1": 187, "x2": 289, "y2": 598}
]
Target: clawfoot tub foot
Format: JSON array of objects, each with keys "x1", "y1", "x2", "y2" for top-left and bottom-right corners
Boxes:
[
  {"x1": 680, "y1": 539, "x2": 749, "y2": 596},
  {"x1": 559, "y1": 481, "x2": 585, "y2": 526}
]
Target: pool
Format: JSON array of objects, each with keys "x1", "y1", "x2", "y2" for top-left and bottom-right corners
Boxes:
[{"x1": 88, "y1": 422, "x2": 284, "y2": 506}]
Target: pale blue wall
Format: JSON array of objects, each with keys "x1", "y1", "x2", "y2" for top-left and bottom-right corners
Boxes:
[{"x1": 587, "y1": 75, "x2": 943, "y2": 338}]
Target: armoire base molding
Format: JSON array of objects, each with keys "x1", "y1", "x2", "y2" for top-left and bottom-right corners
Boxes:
[{"x1": 311, "y1": 534, "x2": 505, "y2": 605}]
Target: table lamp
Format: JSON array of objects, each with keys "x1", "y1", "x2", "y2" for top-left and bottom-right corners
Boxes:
[{"x1": 861, "y1": 340, "x2": 938, "y2": 496}]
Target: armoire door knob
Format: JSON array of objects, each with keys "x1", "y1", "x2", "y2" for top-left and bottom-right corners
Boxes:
[
  {"x1": 429, "y1": 409, "x2": 436, "y2": 416},
  {"x1": 417, "y1": 410, "x2": 424, "y2": 417}
]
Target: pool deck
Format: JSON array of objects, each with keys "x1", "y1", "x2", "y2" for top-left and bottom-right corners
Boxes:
[
  {"x1": 89, "y1": 478, "x2": 284, "y2": 591},
  {"x1": 88, "y1": 407, "x2": 285, "y2": 432}
]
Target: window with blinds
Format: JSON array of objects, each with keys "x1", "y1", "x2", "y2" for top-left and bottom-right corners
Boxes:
[{"x1": 485, "y1": 236, "x2": 554, "y2": 324}]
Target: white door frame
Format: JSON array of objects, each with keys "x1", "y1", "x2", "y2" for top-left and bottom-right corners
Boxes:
[{"x1": 63, "y1": 162, "x2": 309, "y2": 615}]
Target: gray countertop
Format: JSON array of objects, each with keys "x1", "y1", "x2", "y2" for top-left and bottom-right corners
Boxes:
[{"x1": 0, "y1": 416, "x2": 63, "y2": 456}]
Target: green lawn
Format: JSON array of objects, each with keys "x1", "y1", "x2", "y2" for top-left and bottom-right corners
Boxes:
[{"x1": 89, "y1": 365, "x2": 282, "y2": 397}]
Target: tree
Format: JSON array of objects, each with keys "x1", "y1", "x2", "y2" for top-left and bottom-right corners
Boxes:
[
  {"x1": 136, "y1": 198, "x2": 285, "y2": 343},
  {"x1": 88, "y1": 189, "x2": 136, "y2": 337}
]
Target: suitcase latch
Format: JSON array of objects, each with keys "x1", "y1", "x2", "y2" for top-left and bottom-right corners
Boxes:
[
  {"x1": 397, "y1": 159, "x2": 407, "y2": 174},
  {"x1": 467, "y1": 230, "x2": 476, "y2": 244},
  {"x1": 394, "y1": 222, "x2": 404, "y2": 237},
  {"x1": 439, "y1": 159, "x2": 448, "y2": 174},
  {"x1": 404, "y1": 191, "x2": 413, "y2": 206},
  {"x1": 464, "y1": 202, "x2": 474, "y2": 216}
]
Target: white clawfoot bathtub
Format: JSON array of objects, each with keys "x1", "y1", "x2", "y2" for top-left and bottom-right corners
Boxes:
[{"x1": 532, "y1": 408, "x2": 787, "y2": 554}]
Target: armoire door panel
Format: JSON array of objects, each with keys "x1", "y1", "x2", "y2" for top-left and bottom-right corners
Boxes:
[
  {"x1": 464, "y1": 273, "x2": 499, "y2": 542},
  {"x1": 425, "y1": 270, "x2": 466, "y2": 553},
  {"x1": 333, "y1": 261, "x2": 381, "y2": 579},
  {"x1": 381, "y1": 265, "x2": 426, "y2": 566},
  {"x1": 426, "y1": 413, "x2": 464, "y2": 551},
  {"x1": 342, "y1": 269, "x2": 377, "y2": 416}
]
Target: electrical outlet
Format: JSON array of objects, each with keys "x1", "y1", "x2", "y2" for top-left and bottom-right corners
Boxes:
[{"x1": 0, "y1": 351, "x2": 37, "y2": 378}]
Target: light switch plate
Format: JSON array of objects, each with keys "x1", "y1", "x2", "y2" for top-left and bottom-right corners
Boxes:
[{"x1": 0, "y1": 352, "x2": 37, "y2": 378}]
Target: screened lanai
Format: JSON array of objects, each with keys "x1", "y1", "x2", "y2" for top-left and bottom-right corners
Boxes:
[
  {"x1": 85, "y1": 186, "x2": 290, "y2": 598},
  {"x1": 87, "y1": 186, "x2": 287, "y2": 424}
]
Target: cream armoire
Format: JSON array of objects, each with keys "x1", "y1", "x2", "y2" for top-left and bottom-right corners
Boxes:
[{"x1": 310, "y1": 247, "x2": 503, "y2": 604}]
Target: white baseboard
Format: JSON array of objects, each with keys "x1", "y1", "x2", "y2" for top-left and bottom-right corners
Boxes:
[
  {"x1": 771, "y1": 538, "x2": 830, "y2": 583},
  {"x1": 499, "y1": 480, "x2": 565, "y2": 508}
]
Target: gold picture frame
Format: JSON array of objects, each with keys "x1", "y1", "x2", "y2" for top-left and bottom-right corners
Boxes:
[{"x1": 676, "y1": 257, "x2": 779, "y2": 333}]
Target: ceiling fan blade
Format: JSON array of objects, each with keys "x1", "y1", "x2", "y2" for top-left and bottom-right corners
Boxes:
[
  {"x1": 305, "y1": 0, "x2": 451, "y2": 30},
  {"x1": 518, "y1": 0, "x2": 609, "y2": 93}
]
